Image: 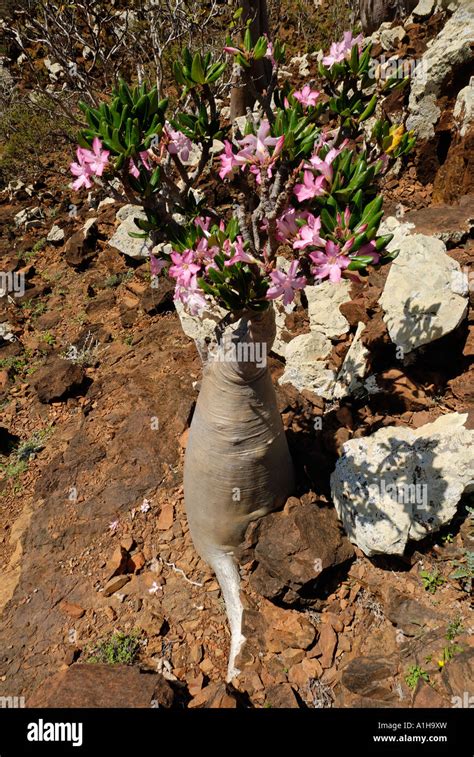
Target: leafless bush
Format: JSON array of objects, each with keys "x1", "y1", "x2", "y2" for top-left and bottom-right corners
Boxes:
[{"x1": 3, "y1": 0, "x2": 226, "y2": 118}]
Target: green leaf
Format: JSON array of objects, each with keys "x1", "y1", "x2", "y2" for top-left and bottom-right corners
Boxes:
[
  {"x1": 191, "y1": 53, "x2": 206, "y2": 84},
  {"x1": 359, "y1": 94, "x2": 377, "y2": 122}
]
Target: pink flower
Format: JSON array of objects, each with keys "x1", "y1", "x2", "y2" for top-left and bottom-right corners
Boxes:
[
  {"x1": 294, "y1": 170, "x2": 326, "y2": 202},
  {"x1": 240, "y1": 119, "x2": 282, "y2": 159},
  {"x1": 194, "y1": 216, "x2": 212, "y2": 235},
  {"x1": 266, "y1": 259, "x2": 307, "y2": 306},
  {"x1": 80, "y1": 137, "x2": 109, "y2": 176},
  {"x1": 293, "y1": 85, "x2": 320, "y2": 107},
  {"x1": 310, "y1": 240, "x2": 351, "y2": 283},
  {"x1": 70, "y1": 138, "x2": 110, "y2": 191},
  {"x1": 129, "y1": 158, "x2": 140, "y2": 179},
  {"x1": 220, "y1": 120, "x2": 284, "y2": 184},
  {"x1": 358, "y1": 241, "x2": 381, "y2": 264},
  {"x1": 173, "y1": 276, "x2": 207, "y2": 316},
  {"x1": 139, "y1": 150, "x2": 152, "y2": 171},
  {"x1": 169, "y1": 250, "x2": 201, "y2": 287},
  {"x1": 293, "y1": 214, "x2": 325, "y2": 250},
  {"x1": 219, "y1": 140, "x2": 239, "y2": 179},
  {"x1": 322, "y1": 31, "x2": 363, "y2": 68},
  {"x1": 224, "y1": 236, "x2": 256, "y2": 266},
  {"x1": 150, "y1": 255, "x2": 167, "y2": 276},
  {"x1": 238, "y1": 120, "x2": 285, "y2": 183},
  {"x1": 224, "y1": 45, "x2": 241, "y2": 55},
  {"x1": 265, "y1": 38, "x2": 276, "y2": 67},
  {"x1": 70, "y1": 148, "x2": 94, "y2": 191},
  {"x1": 276, "y1": 207, "x2": 308, "y2": 242},
  {"x1": 165, "y1": 124, "x2": 192, "y2": 162}
]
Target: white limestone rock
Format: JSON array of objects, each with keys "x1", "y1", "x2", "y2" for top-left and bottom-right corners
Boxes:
[
  {"x1": 379, "y1": 233, "x2": 468, "y2": 353},
  {"x1": 278, "y1": 331, "x2": 335, "y2": 399},
  {"x1": 46, "y1": 225, "x2": 64, "y2": 244},
  {"x1": 109, "y1": 208, "x2": 150, "y2": 259},
  {"x1": 305, "y1": 279, "x2": 351, "y2": 338},
  {"x1": 406, "y1": 4, "x2": 474, "y2": 140},
  {"x1": 453, "y1": 77, "x2": 474, "y2": 137},
  {"x1": 333, "y1": 322, "x2": 369, "y2": 400},
  {"x1": 331, "y1": 413, "x2": 474, "y2": 556}
]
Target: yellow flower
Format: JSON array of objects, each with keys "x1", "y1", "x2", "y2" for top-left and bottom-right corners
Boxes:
[{"x1": 386, "y1": 125, "x2": 405, "y2": 155}]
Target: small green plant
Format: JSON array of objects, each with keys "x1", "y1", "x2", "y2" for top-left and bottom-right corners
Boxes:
[
  {"x1": 437, "y1": 644, "x2": 463, "y2": 669},
  {"x1": 41, "y1": 331, "x2": 56, "y2": 346},
  {"x1": 442, "y1": 533, "x2": 454, "y2": 544},
  {"x1": 31, "y1": 301, "x2": 48, "y2": 319},
  {"x1": 0, "y1": 353, "x2": 30, "y2": 376},
  {"x1": 123, "y1": 334, "x2": 134, "y2": 346},
  {"x1": 0, "y1": 427, "x2": 52, "y2": 494},
  {"x1": 71, "y1": 311, "x2": 88, "y2": 326},
  {"x1": 103, "y1": 270, "x2": 134, "y2": 288},
  {"x1": 87, "y1": 631, "x2": 142, "y2": 666},
  {"x1": 446, "y1": 617, "x2": 464, "y2": 641},
  {"x1": 405, "y1": 665, "x2": 430, "y2": 689},
  {"x1": 450, "y1": 551, "x2": 474, "y2": 594},
  {"x1": 22, "y1": 238, "x2": 47, "y2": 263},
  {"x1": 420, "y1": 568, "x2": 445, "y2": 594}
]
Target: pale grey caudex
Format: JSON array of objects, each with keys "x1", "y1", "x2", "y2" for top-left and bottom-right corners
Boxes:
[{"x1": 184, "y1": 305, "x2": 294, "y2": 679}]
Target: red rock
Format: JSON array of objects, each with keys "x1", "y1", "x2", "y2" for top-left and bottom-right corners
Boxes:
[
  {"x1": 260, "y1": 599, "x2": 316, "y2": 653},
  {"x1": 106, "y1": 545, "x2": 129, "y2": 579},
  {"x1": 0, "y1": 370, "x2": 9, "y2": 391},
  {"x1": 120, "y1": 536, "x2": 135, "y2": 553},
  {"x1": 59, "y1": 600, "x2": 85, "y2": 619},
  {"x1": 128, "y1": 551, "x2": 146, "y2": 573},
  {"x1": 188, "y1": 683, "x2": 238, "y2": 709},
  {"x1": 102, "y1": 575, "x2": 131, "y2": 597},
  {"x1": 413, "y1": 680, "x2": 447, "y2": 708},
  {"x1": 28, "y1": 664, "x2": 174, "y2": 708},
  {"x1": 264, "y1": 682, "x2": 300, "y2": 708},
  {"x1": 318, "y1": 623, "x2": 338, "y2": 668},
  {"x1": 30, "y1": 357, "x2": 86, "y2": 403},
  {"x1": 157, "y1": 502, "x2": 174, "y2": 530}
]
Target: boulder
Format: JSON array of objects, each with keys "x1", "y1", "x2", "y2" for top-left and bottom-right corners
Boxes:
[
  {"x1": 360, "y1": 0, "x2": 417, "y2": 34},
  {"x1": 404, "y1": 195, "x2": 474, "y2": 245},
  {"x1": 306, "y1": 279, "x2": 351, "y2": 338},
  {"x1": 406, "y1": 4, "x2": 474, "y2": 140},
  {"x1": 278, "y1": 331, "x2": 335, "y2": 399},
  {"x1": 30, "y1": 357, "x2": 86, "y2": 403},
  {"x1": 109, "y1": 207, "x2": 150, "y2": 259},
  {"x1": 331, "y1": 413, "x2": 474, "y2": 556},
  {"x1": 249, "y1": 497, "x2": 354, "y2": 605},
  {"x1": 28, "y1": 664, "x2": 175, "y2": 708},
  {"x1": 46, "y1": 225, "x2": 65, "y2": 244},
  {"x1": 379, "y1": 233, "x2": 468, "y2": 353},
  {"x1": 333, "y1": 322, "x2": 369, "y2": 400},
  {"x1": 454, "y1": 77, "x2": 474, "y2": 138}
]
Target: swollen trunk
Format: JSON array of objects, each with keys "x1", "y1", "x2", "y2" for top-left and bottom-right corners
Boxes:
[{"x1": 183, "y1": 307, "x2": 294, "y2": 679}]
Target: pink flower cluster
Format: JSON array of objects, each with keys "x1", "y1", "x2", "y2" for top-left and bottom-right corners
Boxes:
[
  {"x1": 272, "y1": 205, "x2": 380, "y2": 286},
  {"x1": 294, "y1": 142, "x2": 346, "y2": 202},
  {"x1": 219, "y1": 120, "x2": 285, "y2": 184},
  {"x1": 165, "y1": 217, "x2": 260, "y2": 315},
  {"x1": 70, "y1": 137, "x2": 109, "y2": 190},
  {"x1": 322, "y1": 31, "x2": 363, "y2": 68}
]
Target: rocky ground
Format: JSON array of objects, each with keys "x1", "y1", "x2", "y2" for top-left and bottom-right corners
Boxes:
[{"x1": 0, "y1": 3, "x2": 473, "y2": 709}]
